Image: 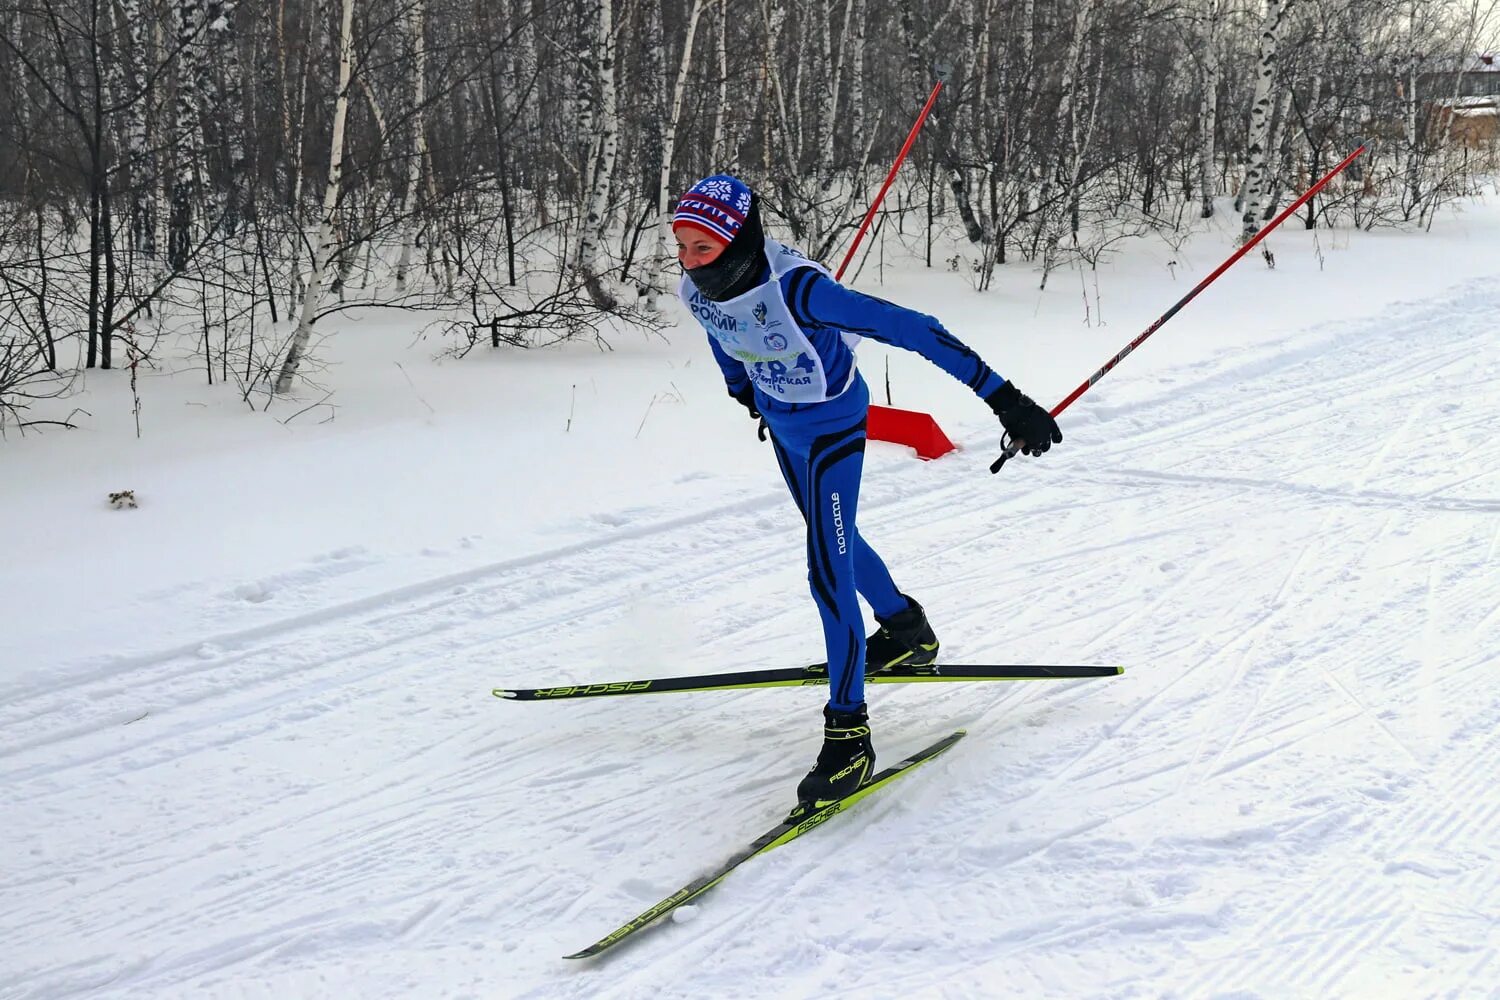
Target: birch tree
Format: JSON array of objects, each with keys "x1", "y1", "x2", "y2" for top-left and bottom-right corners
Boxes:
[
  {"x1": 712, "y1": 1, "x2": 729, "y2": 165},
  {"x1": 1242, "y1": 0, "x2": 1294, "y2": 240},
  {"x1": 1039, "y1": 0, "x2": 1099, "y2": 286},
  {"x1": 846, "y1": 0, "x2": 867, "y2": 153},
  {"x1": 654, "y1": 0, "x2": 712, "y2": 302},
  {"x1": 274, "y1": 0, "x2": 356, "y2": 394},
  {"x1": 168, "y1": 0, "x2": 204, "y2": 272},
  {"x1": 395, "y1": 0, "x2": 427, "y2": 291},
  {"x1": 215, "y1": 0, "x2": 248, "y2": 235},
  {"x1": 117, "y1": 0, "x2": 157, "y2": 255},
  {"x1": 1197, "y1": 0, "x2": 1222, "y2": 218},
  {"x1": 575, "y1": 0, "x2": 619, "y2": 309}
]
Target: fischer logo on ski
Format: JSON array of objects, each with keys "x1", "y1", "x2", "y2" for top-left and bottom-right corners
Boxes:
[{"x1": 527, "y1": 681, "x2": 653, "y2": 698}]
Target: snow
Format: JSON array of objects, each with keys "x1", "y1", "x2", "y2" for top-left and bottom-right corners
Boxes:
[{"x1": 4, "y1": 195, "x2": 1500, "y2": 999}]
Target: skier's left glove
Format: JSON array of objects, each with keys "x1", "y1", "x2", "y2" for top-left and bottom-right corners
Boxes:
[
  {"x1": 985, "y1": 382, "x2": 1061, "y2": 456},
  {"x1": 730, "y1": 383, "x2": 769, "y2": 442}
]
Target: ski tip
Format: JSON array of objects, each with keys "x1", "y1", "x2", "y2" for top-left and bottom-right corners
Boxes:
[
  {"x1": 492, "y1": 688, "x2": 518, "y2": 699},
  {"x1": 1113, "y1": 666, "x2": 1125, "y2": 675}
]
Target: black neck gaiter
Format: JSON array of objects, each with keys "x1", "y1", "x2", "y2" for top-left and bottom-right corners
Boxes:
[{"x1": 686, "y1": 197, "x2": 767, "y2": 302}]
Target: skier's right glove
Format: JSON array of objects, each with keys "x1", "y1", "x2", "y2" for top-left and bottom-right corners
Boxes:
[
  {"x1": 731, "y1": 383, "x2": 769, "y2": 442},
  {"x1": 985, "y1": 382, "x2": 1061, "y2": 456}
]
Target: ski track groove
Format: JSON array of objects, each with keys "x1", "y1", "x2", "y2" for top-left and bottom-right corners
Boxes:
[
  {"x1": 1168, "y1": 530, "x2": 1320, "y2": 798},
  {"x1": 1193, "y1": 881, "x2": 1402, "y2": 996},
  {"x1": 1193, "y1": 503, "x2": 1406, "y2": 784}
]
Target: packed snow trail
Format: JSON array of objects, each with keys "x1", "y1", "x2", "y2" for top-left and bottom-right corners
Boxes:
[{"x1": 4, "y1": 281, "x2": 1499, "y2": 999}]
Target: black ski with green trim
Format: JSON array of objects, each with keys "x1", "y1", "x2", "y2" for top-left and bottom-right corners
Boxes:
[
  {"x1": 496, "y1": 663, "x2": 1121, "y2": 701},
  {"x1": 564, "y1": 729, "x2": 966, "y2": 960}
]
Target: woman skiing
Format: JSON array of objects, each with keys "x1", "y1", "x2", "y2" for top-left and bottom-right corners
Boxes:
[{"x1": 673, "y1": 174, "x2": 1061, "y2": 816}]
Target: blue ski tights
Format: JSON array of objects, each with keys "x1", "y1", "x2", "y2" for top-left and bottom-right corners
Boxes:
[{"x1": 763, "y1": 375, "x2": 907, "y2": 711}]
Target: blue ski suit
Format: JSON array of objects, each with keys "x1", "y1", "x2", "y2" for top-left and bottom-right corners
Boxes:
[{"x1": 681, "y1": 240, "x2": 1008, "y2": 711}]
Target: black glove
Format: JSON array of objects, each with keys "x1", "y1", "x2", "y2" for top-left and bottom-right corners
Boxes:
[
  {"x1": 985, "y1": 382, "x2": 1062, "y2": 456},
  {"x1": 731, "y1": 383, "x2": 760, "y2": 419},
  {"x1": 730, "y1": 384, "x2": 769, "y2": 442}
]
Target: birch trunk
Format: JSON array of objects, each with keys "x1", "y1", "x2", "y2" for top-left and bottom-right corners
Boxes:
[
  {"x1": 1197, "y1": 0, "x2": 1221, "y2": 218},
  {"x1": 274, "y1": 0, "x2": 355, "y2": 394},
  {"x1": 575, "y1": 0, "x2": 619, "y2": 309},
  {"x1": 118, "y1": 0, "x2": 156, "y2": 255},
  {"x1": 1053, "y1": 0, "x2": 1095, "y2": 182},
  {"x1": 514, "y1": 0, "x2": 538, "y2": 149},
  {"x1": 762, "y1": 0, "x2": 794, "y2": 170},
  {"x1": 1039, "y1": 0, "x2": 1096, "y2": 279},
  {"x1": 1297, "y1": 23, "x2": 1326, "y2": 227},
  {"x1": 712, "y1": 0, "x2": 728, "y2": 163},
  {"x1": 1018, "y1": 0, "x2": 1036, "y2": 218},
  {"x1": 276, "y1": 0, "x2": 291, "y2": 196},
  {"x1": 168, "y1": 0, "x2": 204, "y2": 272},
  {"x1": 1261, "y1": 84, "x2": 1294, "y2": 218},
  {"x1": 396, "y1": 0, "x2": 427, "y2": 291},
  {"x1": 655, "y1": 0, "x2": 710, "y2": 297},
  {"x1": 972, "y1": 0, "x2": 993, "y2": 162},
  {"x1": 644, "y1": 0, "x2": 665, "y2": 250},
  {"x1": 815, "y1": 1, "x2": 839, "y2": 184},
  {"x1": 1242, "y1": 0, "x2": 1292, "y2": 239},
  {"x1": 572, "y1": 0, "x2": 593, "y2": 167},
  {"x1": 895, "y1": 0, "x2": 982, "y2": 243},
  {"x1": 847, "y1": 0, "x2": 866, "y2": 153},
  {"x1": 216, "y1": 1, "x2": 247, "y2": 234},
  {"x1": 152, "y1": 15, "x2": 169, "y2": 262},
  {"x1": 1402, "y1": 0, "x2": 1423, "y2": 215},
  {"x1": 1020, "y1": 0, "x2": 1034, "y2": 73}
]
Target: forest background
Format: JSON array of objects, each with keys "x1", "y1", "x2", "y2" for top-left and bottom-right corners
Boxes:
[{"x1": 2, "y1": 0, "x2": 1498, "y2": 430}]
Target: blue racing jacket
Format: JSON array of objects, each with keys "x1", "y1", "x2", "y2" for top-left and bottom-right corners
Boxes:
[{"x1": 681, "y1": 240, "x2": 1007, "y2": 416}]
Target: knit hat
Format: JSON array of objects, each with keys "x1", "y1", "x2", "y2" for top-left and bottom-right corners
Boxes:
[{"x1": 672, "y1": 174, "x2": 754, "y2": 244}]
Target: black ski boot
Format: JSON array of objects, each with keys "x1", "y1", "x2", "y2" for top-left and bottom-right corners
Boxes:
[
  {"x1": 792, "y1": 703, "x2": 875, "y2": 816},
  {"x1": 865, "y1": 595, "x2": 939, "y2": 671}
]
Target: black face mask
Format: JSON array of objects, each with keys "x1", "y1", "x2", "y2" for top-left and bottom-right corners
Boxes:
[{"x1": 685, "y1": 196, "x2": 767, "y2": 302}]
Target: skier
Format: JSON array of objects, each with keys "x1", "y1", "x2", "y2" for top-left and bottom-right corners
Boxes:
[{"x1": 673, "y1": 174, "x2": 1061, "y2": 814}]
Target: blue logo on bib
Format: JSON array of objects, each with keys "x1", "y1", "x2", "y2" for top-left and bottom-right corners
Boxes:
[{"x1": 764, "y1": 332, "x2": 788, "y2": 351}]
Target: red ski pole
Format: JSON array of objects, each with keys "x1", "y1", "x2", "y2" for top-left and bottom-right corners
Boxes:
[
  {"x1": 834, "y1": 78, "x2": 945, "y2": 282},
  {"x1": 991, "y1": 141, "x2": 1369, "y2": 474}
]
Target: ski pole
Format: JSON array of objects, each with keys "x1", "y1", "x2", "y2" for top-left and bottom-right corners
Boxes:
[
  {"x1": 834, "y1": 76, "x2": 945, "y2": 281},
  {"x1": 991, "y1": 141, "x2": 1369, "y2": 474}
]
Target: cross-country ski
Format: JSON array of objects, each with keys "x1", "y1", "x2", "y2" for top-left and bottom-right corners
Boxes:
[{"x1": 494, "y1": 663, "x2": 1123, "y2": 700}]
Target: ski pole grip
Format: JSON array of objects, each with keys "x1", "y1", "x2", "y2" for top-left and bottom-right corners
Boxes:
[{"x1": 989, "y1": 441, "x2": 1022, "y2": 474}]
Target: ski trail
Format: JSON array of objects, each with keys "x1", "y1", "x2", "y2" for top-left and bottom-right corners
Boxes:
[{"x1": 6, "y1": 280, "x2": 1500, "y2": 999}]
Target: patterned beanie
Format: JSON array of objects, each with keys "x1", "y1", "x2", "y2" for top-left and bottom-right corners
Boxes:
[{"x1": 672, "y1": 174, "x2": 753, "y2": 243}]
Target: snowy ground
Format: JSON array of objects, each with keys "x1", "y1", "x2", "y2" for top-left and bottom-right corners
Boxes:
[{"x1": 3, "y1": 199, "x2": 1499, "y2": 999}]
